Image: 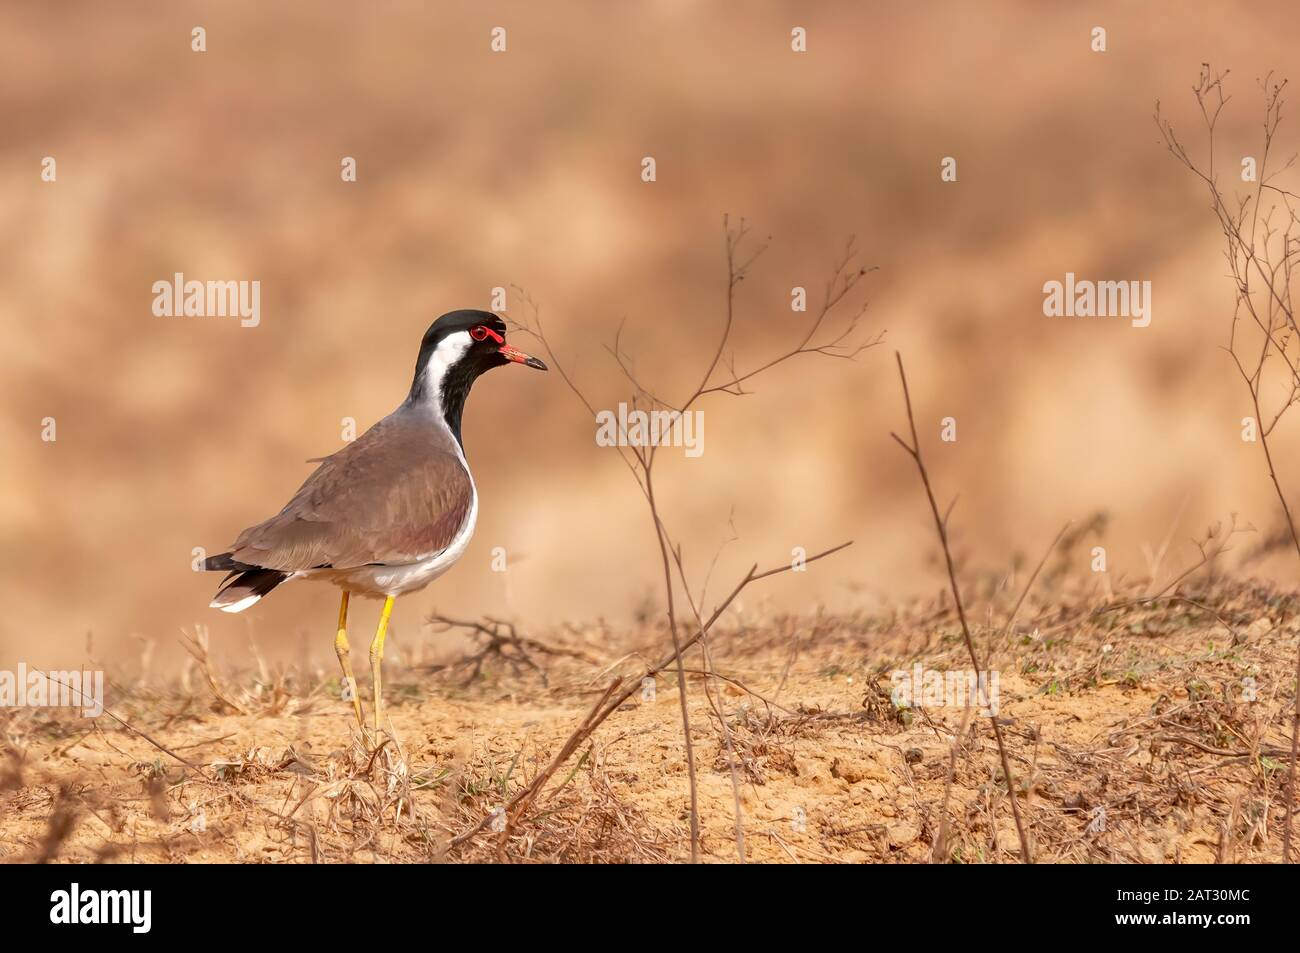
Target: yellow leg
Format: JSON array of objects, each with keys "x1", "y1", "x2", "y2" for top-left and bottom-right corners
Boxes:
[
  {"x1": 334, "y1": 592, "x2": 366, "y2": 728},
  {"x1": 369, "y1": 595, "x2": 396, "y2": 734}
]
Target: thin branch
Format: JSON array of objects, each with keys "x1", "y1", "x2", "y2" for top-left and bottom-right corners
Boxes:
[{"x1": 890, "y1": 352, "x2": 1032, "y2": 863}]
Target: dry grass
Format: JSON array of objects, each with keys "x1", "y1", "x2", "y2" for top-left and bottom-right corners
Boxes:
[{"x1": 2, "y1": 569, "x2": 1296, "y2": 864}]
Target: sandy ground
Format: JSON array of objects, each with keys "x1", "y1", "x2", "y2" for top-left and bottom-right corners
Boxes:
[{"x1": 2, "y1": 583, "x2": 1297, "y2": 863}]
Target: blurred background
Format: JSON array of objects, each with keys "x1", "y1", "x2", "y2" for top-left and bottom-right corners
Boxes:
[{"x1": 4, "y1": 1, "x2": 1300, "y2": 669}]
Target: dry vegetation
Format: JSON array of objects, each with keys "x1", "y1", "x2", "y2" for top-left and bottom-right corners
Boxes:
[
  {"x1": 1158, "y1": 64, "x2": 1300, "y2": 860},
  {"x1": 2, "y1": 562, "x2": 1297, "y2": 863}
]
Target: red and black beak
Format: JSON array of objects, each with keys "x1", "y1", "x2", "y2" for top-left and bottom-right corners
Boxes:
[{"x1": 499, "y1": 343, "x2": 548, "y2": 370}]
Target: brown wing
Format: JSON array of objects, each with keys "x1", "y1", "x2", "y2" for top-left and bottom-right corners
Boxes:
[{"x1": 227, "y1": 413, "x2": 473, "y2": 571}]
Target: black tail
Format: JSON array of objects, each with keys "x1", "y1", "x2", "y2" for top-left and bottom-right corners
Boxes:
[
  {"x1": 204, "y1": 552, "x2": 260, "y2": 573},
  {"x1": 206, "y1": 554, "x2": 289, "y2": 612}
]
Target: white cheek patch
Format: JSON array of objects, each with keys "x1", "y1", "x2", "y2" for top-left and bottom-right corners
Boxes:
[{"x1": 423, "y1": 330, "x2": 473, "y2": 407}]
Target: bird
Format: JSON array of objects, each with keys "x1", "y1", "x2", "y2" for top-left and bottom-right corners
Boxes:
[{"x1": 203, "y1": 310, "x2": 546, "y2": 734}]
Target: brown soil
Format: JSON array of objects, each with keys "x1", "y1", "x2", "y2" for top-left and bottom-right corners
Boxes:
[{"x1": 2, "y1": 579, "x2": 1297, "y2": 863}]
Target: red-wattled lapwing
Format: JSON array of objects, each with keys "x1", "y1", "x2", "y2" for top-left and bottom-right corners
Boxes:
[{"x1": 204, "y1": 310, "x2": 546, "y2": 732}]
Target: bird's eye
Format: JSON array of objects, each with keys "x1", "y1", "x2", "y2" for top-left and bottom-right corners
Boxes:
[{"x1": 470, "y1": 326, "x2": 489, "y2": 341}]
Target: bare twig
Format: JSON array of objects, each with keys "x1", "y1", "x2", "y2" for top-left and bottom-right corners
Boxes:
[
  {"x1": 179, "y1": 624, "x2": 249, "y2": 716},
  {"x1": 890, "y1": 352, "x2": 1032, "y2": 863},
  {"x1": 425, "y1": 613, "x2": 597, "y2": 687}
]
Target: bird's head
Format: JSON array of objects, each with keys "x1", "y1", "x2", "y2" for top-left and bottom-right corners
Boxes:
[{"x1": 408, "y1": 309, "x2": 547, "y2": 440}]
